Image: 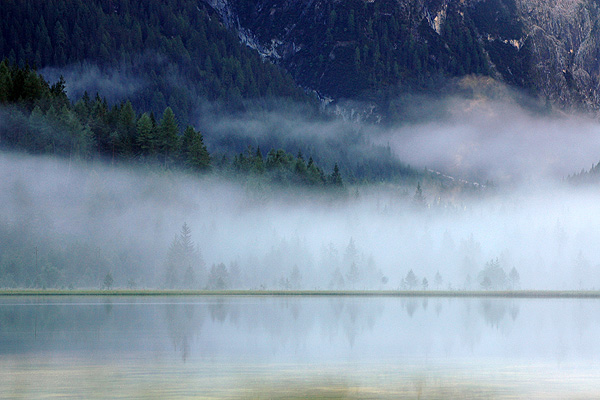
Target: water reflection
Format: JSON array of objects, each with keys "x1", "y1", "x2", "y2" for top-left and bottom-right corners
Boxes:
[
  {"x1": 4, "y1": 296, "x2": 600, "y2": 398},
  {"x1": 6, "y1": 296, "x2": 600, "y2": 365}
]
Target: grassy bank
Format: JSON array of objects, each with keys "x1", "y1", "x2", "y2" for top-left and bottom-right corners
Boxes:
[{"x1": 2, "y1": 289, "x2": 600, "y2": 298}]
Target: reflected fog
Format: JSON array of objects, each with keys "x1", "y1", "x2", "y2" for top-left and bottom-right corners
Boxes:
[{"x1": 2, "y1": 296, "x2": 600, "y2": 398}]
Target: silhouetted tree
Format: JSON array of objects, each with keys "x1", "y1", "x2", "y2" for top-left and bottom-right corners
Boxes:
[
  {"x1": 330, "y1": 163, "x2": 343, "y2": 186},
  {"x1": 103, "y1": 271, "x2": 114, "y2": 290},
  {"x1": 208, "y1": 263, "x2": 229, "y2": 289},
  {"x1": 164, "y1": 223, "x2": 204, "y2": 288},
  {"x1": 405, "y1": 269, "x2": 418, "y2": 289},
  {"x1": 478, "y1": 258, "x2": 507, "y2": 290},
  {"x1": 434, "y1": 271, "x2": 443, "y2": 289},
  {"x1": 413, "y1": 182, "x2": 426, "y2": 208}
]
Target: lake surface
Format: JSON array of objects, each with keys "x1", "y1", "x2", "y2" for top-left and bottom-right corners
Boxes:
[{"x1": 2, "y1": 295, "x2": 600, "y2": 399}]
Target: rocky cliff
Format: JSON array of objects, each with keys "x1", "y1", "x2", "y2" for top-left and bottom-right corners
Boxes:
[
  {"x1": 515, "y1": 0, "x2": 600, "y2": 110},
  {"x1": 204, "y1": 0, "x2": 600, "y2": 112}
]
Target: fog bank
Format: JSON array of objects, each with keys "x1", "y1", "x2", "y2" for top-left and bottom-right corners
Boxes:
[{"x1": 1, "y1": 151, "x2": 600, "y2": 290}]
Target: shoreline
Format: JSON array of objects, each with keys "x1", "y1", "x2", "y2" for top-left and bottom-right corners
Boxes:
[{"x1": 2, "y1": 289, "x2": 600, "y2": 298}]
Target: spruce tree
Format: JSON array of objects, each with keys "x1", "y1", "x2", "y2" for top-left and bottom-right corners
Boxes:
[{"x1": 158, "y1": 106, "x2": 179, "y2": 166}]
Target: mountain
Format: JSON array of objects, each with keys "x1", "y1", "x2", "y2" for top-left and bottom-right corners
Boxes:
[
  {"x1": 3, "y1": 0, "x2": 599, "y2": 119},
  {"x1": 0, "y1": 0, "x2": 314, "y2": 120},
  {"x1": 204, "y1": 0, "x2": 600, "y2": 113}
]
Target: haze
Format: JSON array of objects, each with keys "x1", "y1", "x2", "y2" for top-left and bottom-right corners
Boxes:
[{"x1": 2, "y1": 93, "x2": 600, "y2": 291}]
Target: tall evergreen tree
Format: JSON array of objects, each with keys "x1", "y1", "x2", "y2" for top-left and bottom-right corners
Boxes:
[
  {"x1": 181, "y1": 125, "x2": 210, "y2": 171},
  {"x1": 164, "y1": 223, "x2": 204, "y2": 289},
  {"x1": 330, "y1": 163, "x2": 343, "y2": 186},
  {"x1": 158, "y1": 106, "x2": 179, "y2": 166},
  {"x1": 136, "y1": 112, "x2": 156, "y2": 157}
]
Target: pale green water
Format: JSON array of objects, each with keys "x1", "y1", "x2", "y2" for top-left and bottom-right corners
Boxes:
[{"x1": 1, "y1": 296, "x2": 600, "y2": 398}]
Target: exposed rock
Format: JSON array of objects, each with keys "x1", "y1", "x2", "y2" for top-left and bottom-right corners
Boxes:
[{"x1": 204, "y1": 0, "x2": 600, "y2": 112}]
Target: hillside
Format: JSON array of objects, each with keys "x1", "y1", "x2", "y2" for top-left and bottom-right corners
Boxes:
[
  {"x1": 206, "y1": 0, "x2": 600, "y2": 114},
  {"x1": 0, "y1": 0, "x2": 313, "y2": 120}
]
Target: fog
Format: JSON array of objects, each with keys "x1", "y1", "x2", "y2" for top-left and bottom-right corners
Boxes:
[
  {"x1": 41, "y1": 62, "x2": 146, "y2": 104},
  {"x1": 3, "y1": 94, "x2": 600, "y2": 291},
  {"x1": 6, "y1": 296, "x2": 600, "y2": 397},
  {"x1": 384, "y1": 97, "x2": 600, "y2": 184}
]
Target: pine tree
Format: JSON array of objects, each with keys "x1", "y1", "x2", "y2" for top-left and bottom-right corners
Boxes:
[
  {"x1": 0, "y1": 60, "x2": 11, "y2": 103},
  {"x1": 136, "y1": 112, "x2": 156, "y2": 157},
  {"x1": 158, "y1": 106, "x2": 179, "y2": 166},
  {"x1": 103, "y1": 272, "x2": 114, "y2": 290},
  {"x1": 413, "y1": 182, "x2": 426, "y2": 208},
  {"x1": 181, "y1": 125, "x2": 210, "y2": 171},
  {"x1": 330, "y1": 163, "x2": 343, "y2": 186},
  {"x1": 164, "y1": 223, "x2": 204, "y2": 289},
  {"x1": 405, "y1": 269, "x2": 418, "y2": 289}
]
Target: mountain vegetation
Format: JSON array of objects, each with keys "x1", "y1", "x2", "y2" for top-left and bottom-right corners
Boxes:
[
  {"x1": 0, "y1": 60, "x2": 347, "y2": 187},
  {"x1": 215, "y1": 0, "x2": 600, "y2": 113},
  {"x1": 0, "y1": 0, "x2": 314, "y2": 120},
  {"x1": 229, "y1": 0, "x2": 490, "y2": 99}
]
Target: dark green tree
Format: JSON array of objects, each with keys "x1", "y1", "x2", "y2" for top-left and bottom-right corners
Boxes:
[
  {"x1": 330, "y1": 163, "x2": 343, "y2": 186},
  {"x1": 158, "y1": 106, "x2": 179, "y2": 166},
  {"x1": 181, "y1": 125, "x2": 210, "y2": 171},
  {"x1": 136, "y1": 112, "x2": 157, "y2": 157}
]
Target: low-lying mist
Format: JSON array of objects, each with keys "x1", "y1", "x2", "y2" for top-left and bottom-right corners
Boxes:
[
  {"x1": 2, "y1": 131, "x2": 600, "y2": 291},
  {"x1": 198, "y1": 90, "x2": 600, "y2": 185}
]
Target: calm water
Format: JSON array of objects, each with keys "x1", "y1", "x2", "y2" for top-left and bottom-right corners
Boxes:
[{"x1": 1, "y1": 295, "x2": 600, "y2": 399}]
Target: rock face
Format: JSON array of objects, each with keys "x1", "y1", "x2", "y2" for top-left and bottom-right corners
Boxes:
[
  {"x1": 204, "y1": 0, "x2": 600, "y2": 111},
  {"x1": 516, "y1": 0, "x2": 600, "y2": 110}
]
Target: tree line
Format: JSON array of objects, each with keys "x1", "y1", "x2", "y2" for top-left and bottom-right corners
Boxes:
[{"x1": 0, "y1": 60, "x2": 343, "y2": 186}]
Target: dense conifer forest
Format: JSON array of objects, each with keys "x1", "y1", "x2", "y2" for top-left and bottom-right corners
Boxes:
[
  {"x1": 0, "y1": 60, "x2": 347, "y2": 187},
  {"x1": 0, "y1": 0, "x2": 313, "y2": 120}
]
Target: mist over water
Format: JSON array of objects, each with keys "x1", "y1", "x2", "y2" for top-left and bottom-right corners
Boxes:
[
  {"x1": 3, "y1": 296, "x2": 600, "y2": 398},
  {"x1": 3, "y1": 101, "x2": 600, "y2": 291}
]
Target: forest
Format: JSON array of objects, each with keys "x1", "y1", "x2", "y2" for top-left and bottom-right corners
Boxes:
[
  {"x1": 0, "y1": 0, "x2": 313, "y2": 120},
  {"x1": 0, "y1": 60, "x2": 346, "y2": 187}
]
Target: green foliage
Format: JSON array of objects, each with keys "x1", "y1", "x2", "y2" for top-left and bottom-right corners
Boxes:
[
  {"x1": 0, "y1": 62, "x2": 349, "y2": 188},
  {"x1": 181, "y1": 126, "x2": 210, "y2": 171},
  {"x1": 329, "y1": 163, "x2": 343, "y2": 186},
  {"x1": 0, "y1": 0, "x2": 311, "y2": 119},
  {"x1": 158, "y1": 107, "x2": 179, "y2": 166},
  {"x1": 136, "y1": 112, "x2": 157, "y2": 157},
  {"x1": 237, "y1": 0, "x2": 491, "y2": 99},
  {"x1": 232, "y1": 146, "x2": 340, "y2": 188}
]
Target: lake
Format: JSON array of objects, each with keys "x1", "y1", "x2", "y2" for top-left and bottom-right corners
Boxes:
[{"x1": 1, "y1": 295, "x2": 600, "y2": 399}]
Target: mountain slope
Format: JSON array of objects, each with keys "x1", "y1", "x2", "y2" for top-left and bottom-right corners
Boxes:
[
  {"x1": 0, "y1": 0, "x2": 313, "y2": 119},
  {"x1": 206, "y1": 0, "x2": 600, "y2": 112},
  {"x1": 207, "y1": 0, "x2": 490, "y2": 99}
]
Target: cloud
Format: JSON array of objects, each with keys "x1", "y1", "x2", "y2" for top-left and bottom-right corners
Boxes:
[
  {"x1": 381, "y1": 97, "x2": 600, "y2": 183},
  {"x1": 40, "y1": 62, "x2": 146, "y2": 103}
]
